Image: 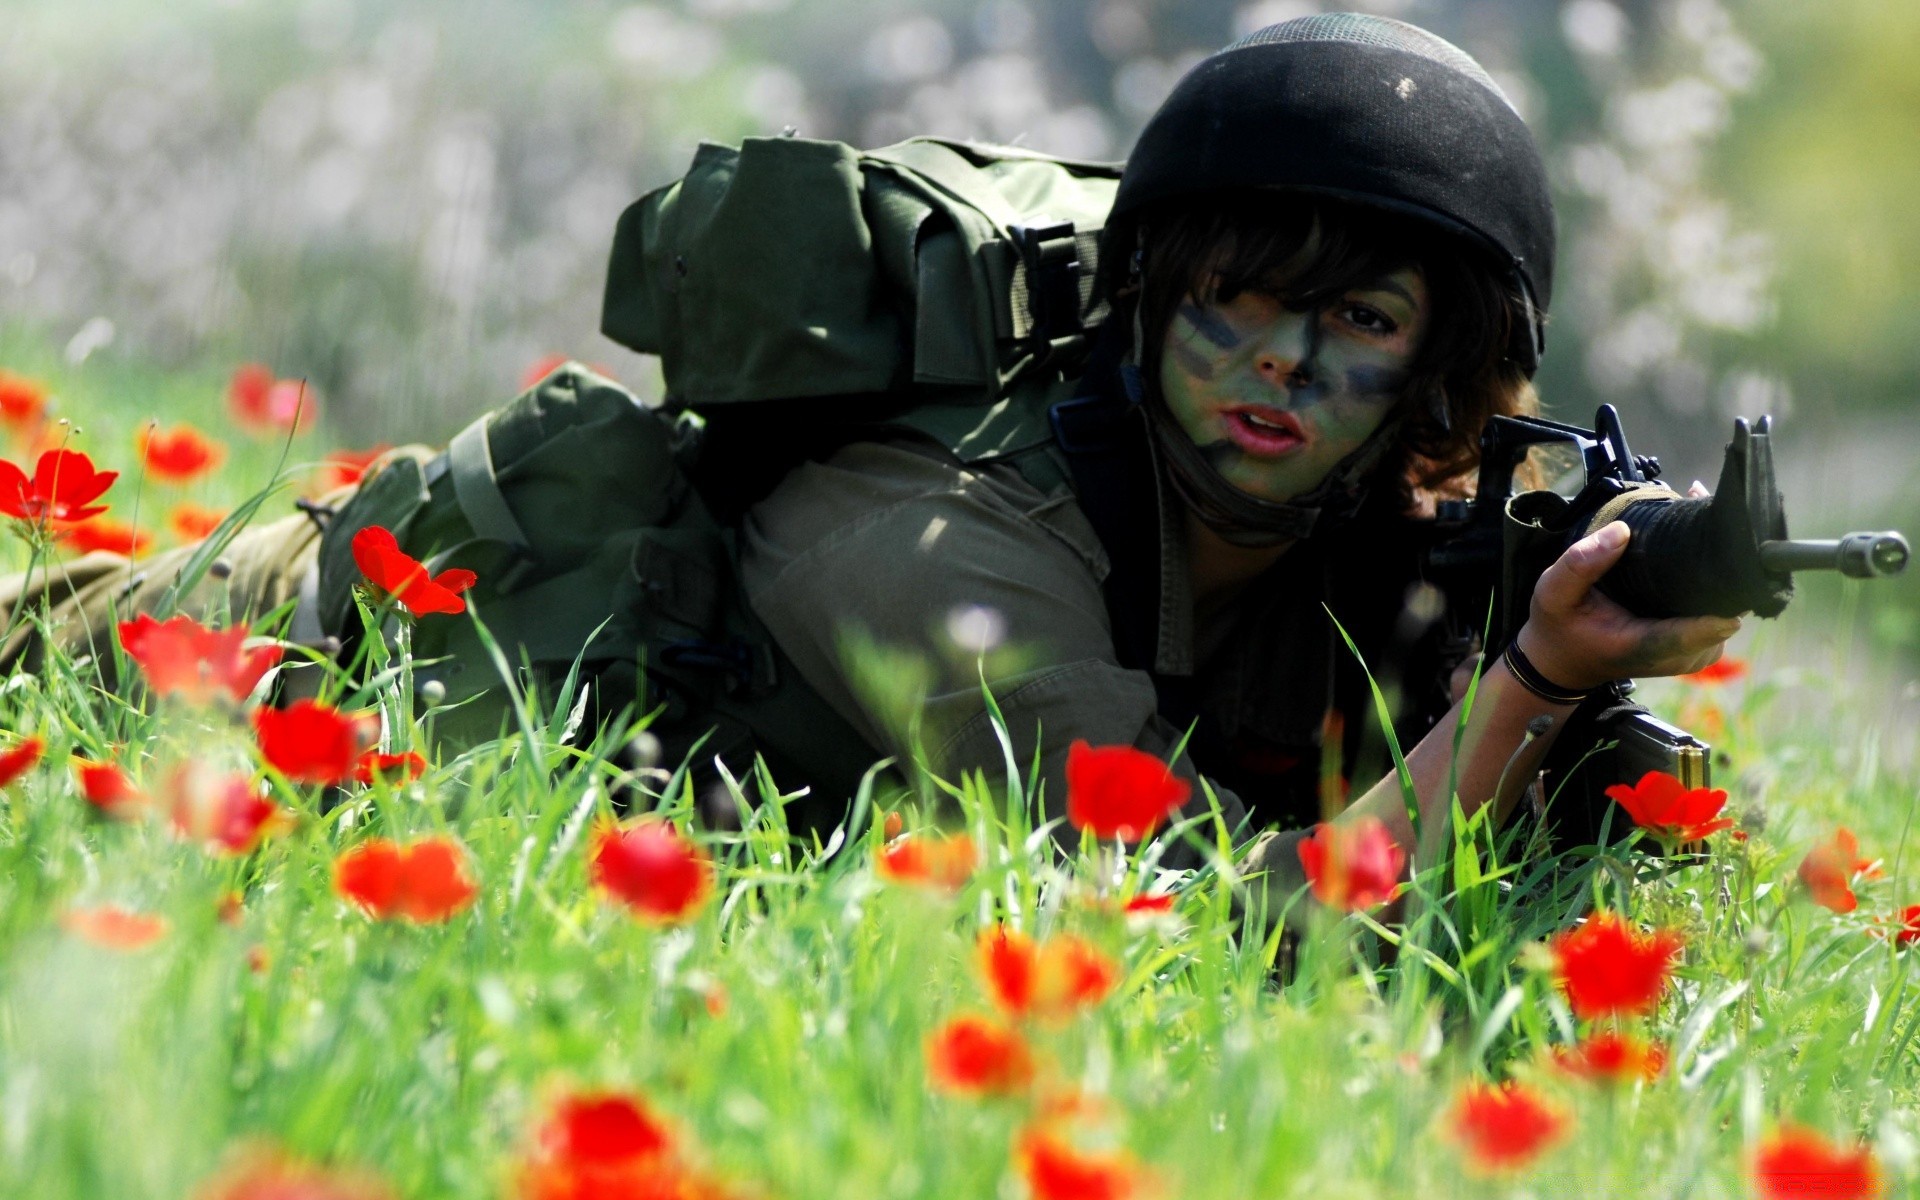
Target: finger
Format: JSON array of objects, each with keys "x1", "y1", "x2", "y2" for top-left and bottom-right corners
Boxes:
[
  {"x1": 1635, "y1": 614, "x2": 1742, "y2": 671},
  {"x1": 1534, "y1": 521, "x2": 1632, "y2": 612},
  {"x1": 1688, "y1": 480, "x2": 1711, "y2": 499}
]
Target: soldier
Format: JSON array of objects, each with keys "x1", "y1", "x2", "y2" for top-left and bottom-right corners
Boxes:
[{"x1": 3, "y1": 15, "x2": 1739, "y2": 911}]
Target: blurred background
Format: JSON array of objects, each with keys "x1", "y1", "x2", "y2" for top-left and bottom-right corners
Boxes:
[{"x1": 1, "y1": 0, "x2": 1916, "y2": 728}]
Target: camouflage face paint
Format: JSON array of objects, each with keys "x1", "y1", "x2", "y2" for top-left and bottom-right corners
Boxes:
[{"x1": 1157, "y1": 267, "x2": 1429, "y2": 504}]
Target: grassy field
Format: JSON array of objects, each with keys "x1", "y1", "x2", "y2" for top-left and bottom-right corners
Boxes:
[{"x1": 1, "y1": 342, "x2": 1916, "y2": 1199}]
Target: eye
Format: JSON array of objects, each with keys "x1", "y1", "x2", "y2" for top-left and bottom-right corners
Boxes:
[{"x1": 1338, "y1": 303, "x2": 1397, "y2": 334}]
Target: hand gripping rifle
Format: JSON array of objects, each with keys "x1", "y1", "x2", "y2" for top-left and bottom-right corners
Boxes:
[{"x1": 1423, "y1": 404, "x2": 1909, "y2": 848}]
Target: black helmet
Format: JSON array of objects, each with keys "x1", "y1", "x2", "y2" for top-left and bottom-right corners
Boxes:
[{"x1": 1112, "y1": 13, "x2": 1555, "y2": 373}]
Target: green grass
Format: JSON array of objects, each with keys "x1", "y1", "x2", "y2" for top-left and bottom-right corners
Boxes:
[{"x1": 2, "y1": 344, "x2": 1918, "y2": 1199}]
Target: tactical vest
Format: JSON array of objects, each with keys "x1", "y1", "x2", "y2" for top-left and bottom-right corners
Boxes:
[{"x1": 314, "y1": 137, "x2": 1127, "y2": 813}]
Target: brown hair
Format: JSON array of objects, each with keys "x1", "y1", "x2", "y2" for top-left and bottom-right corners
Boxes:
[{"x1": 1104, "y1": 192, "x2": 1540, "y2": 508}]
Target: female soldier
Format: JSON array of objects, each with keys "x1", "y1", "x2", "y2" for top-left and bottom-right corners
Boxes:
[
  {"x1": 732, "y1": 14, "x2": 1740, "y2": 895},
  {"x1": 3, "y1": 15, "x2": 1739, "y2": 908}
]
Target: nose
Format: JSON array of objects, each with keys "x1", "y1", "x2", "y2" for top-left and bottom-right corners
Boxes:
[{"x1": 1253, "y1": 310, "x2": 1316, "y2": 389}]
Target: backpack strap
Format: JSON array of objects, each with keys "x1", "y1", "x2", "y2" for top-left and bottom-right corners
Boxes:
[{"x1": 440, "y1": 416, "x2": 540, "y2": 591}]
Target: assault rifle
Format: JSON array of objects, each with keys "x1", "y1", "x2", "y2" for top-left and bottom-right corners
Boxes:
[{"x1": 1423, "y1": 405, "x2": 1909, "y2": 846}]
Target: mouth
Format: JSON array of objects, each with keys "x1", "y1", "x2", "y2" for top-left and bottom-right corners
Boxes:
[{"x1": 1221, "y1": 405, "x2": 1307, "y2": 457}]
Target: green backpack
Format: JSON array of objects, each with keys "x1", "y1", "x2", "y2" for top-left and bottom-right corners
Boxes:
[{"x1": 316, "y1": 136, "x2": 1123, "y2": 797}]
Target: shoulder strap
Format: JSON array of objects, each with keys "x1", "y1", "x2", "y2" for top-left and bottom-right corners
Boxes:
[{"x1": 446, "y1": 417, "x2": 533, "y2": 556}]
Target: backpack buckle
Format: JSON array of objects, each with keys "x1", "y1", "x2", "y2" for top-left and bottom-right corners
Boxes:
[{"x1": 1011, "y1": 218, "x2": 1086, "y2": 369}]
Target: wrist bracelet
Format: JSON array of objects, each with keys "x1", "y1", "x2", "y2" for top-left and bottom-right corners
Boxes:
[{"x1": 1501, "y1": 641, "x2": 1594, "y2": 706}]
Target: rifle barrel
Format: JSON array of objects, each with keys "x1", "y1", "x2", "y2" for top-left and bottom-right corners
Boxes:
[{"x1": 1758, "y1": 532, "x2": 1910, "y2": 578}]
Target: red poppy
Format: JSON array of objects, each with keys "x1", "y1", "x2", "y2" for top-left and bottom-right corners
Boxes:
[
  {"x1": 62, "y1": 904, "x2": 169, "y2": 949},
  {"x1": 253, "y1": 700, "x2": 377, "y2": 785},
  {"x1": 227, "y1": 363, "x2": 275, "y2": 426},
  {"x1": 1798, "y1": 828, "x2": 1882, "y2": 915},
  {"x1": 228, "y1": 365, "x2": 317, "y2": 432},
  {"x1": 0, "y1": 448, "x2": 117, "y2": 524},
  {"x1": 334, "y1": 836, "x2": 479, "y2": 922},
  {"x1": 1681, "y1": 657, "x2": 1748, "y2": 685},
  {"x1": 1121, "y1": 892, "x2": 1176, "y2": 916},
  {"x1": 75, "y1": 760, "x2": 148, "y2": 819},
  {"x1": 169, "y1": 502, "x2": 228, "y2": 541},
  {"x1": 926, "y1": 1013, "x2": 1035, "y2": 1096},
  {"x1": 319, "y1": 445, "x2": 391, "y2": 492},
  {"x1": 58, "y1": 516, "x2": 152, "y2": 557},
  {"x1": 163, "y1": 763, "x2": 289, "y2": 855},
  {"x1": 137, "y1": 423, "x2": 225, "y2": 484},
  {"x1": 1017, "y1": 1126, "x2": 1142, "y2": 1200},
  {"x1": 1297, "y1": 816, "x2": 1405, "y2": 910},
  {"x1": 194, "y1": 1143, "x2": 397, "y2": 1200},
  {"x1": 351, "y1": 525, "x2": 477, "y2": 617},
  {"x1": 352, "y1": 750, "x2": 428, "y2": 786},
  {"x1": 1889, "y1": 905, "x2": 1920, "y2": 948},
  {"x1": 590, "y1": 819, "x2": 713, "y2": 924},
  {"x1": 1750, "y1": 1124, "x2": 1882, "y2": 1200},
  {"x1": 875, "y1": 830, "x2": 977, "y2": 891},
  {"x1": 516, "y1": 1089, "x2": 729, "y2": 1200},
  {"x1": 0, "y1": 735, "x2": 43, "y2": 787},
  {"x1": 119, "y1": 613, "x2": 281, "y2": 706},
  {"x1": 978, "y1": 928, "x2": 1118, "y2": 1022},
  {"x1": 1064, "y1": 740, "x2": 1191, "y2": 842},
  {"x1": 522, "y1": 354, "x2": 571, "y2": 389},
  {"x1": 1446, "y1": 1080, "x2": 1569, "y2": 1174},
  {"x1": 1551, "y1": 911, "x2": 1684, "y2": 1020},
  {"x1": 1603, "y1": 770, "x2": 1734, "y2": 845},
  {"x1": 1549, "y1": 1030, "x2": 1667, "y2": 1084},
  {"x1": 0, "y1": 370, "x2": 47, "y2": 432}
]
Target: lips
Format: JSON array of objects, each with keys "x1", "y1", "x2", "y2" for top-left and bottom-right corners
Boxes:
[{"x1": 1221, "y1": 405, "x2": 1307, "y2": 457}]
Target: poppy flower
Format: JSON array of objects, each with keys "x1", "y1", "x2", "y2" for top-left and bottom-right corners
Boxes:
[
  {"x1": 351, "y1": 525, "x2": 477, "y2": 617},
  {"x1": 75, "y1": 759, "x2": 148, "y2": 820},
  {"x1": 0, "y1": 448, "x2": 117, "y2": 524},
  {"x1": 120, "y1": 613, "x2": 281, "y2": 706},
  {"x1": 881, "y1": 810, "x2": 904, "y2": 840},
  {"x1": 1797, "y1": 828, "x2": 1882, "y2": 915},
  {"x1": 58, "y1": 516, "x2": 152, "y2": 557},
  {"x1": 1750, "y1": 1124, "x2": 1882, "y2": 1200},
  {"x1": 1297, "y1": 816, "x2": 1405, "y2": 910},
  {"x1": 228, "y1": 365, "x2": 317, "y2": 432},
  {"x1": 0, "y1": 735, "x2": 43, "y2": 787},
  {"x1": 515, "y1": 1089, "x2": 742, "y2": 1200},
  {"x1": 1548, "y1": 1030, "x2": 1667, "y2": 1084},
  {"x1": 137, "y1": 423, "x2": 224, "y2": 484},
  {"x1": 1446, "y1": 1080, "x2": 1568, "y2": 1174},
  {"x1": 1121, "y1": 892, "x2": 1176, "y2": 916},
  {"x1": 1603, "y1": 770, "x2": 1734, "y2": 845},
  {"x1": 194, "y1": 1144, "x2": 397, "y2": 1200},
  {"x1": 1888, "y1": 905, "x2": 1920, "y2": 948},
  {"x1": 926, "y1": 1013, "x2": 1035, "y2": 1097},
  {"x1": 163, "y1": 764, "x2": 289, "y2": 855},
  {"x1": 352, "y1": 750, "x2": 428, "y2": 786},
  {"x1": 169, "y1": 502, "x2": 228, "y2": 541},
  {"x1": 253, "y1": 700, "x2": 377, "y2": 785},
  {"x1": 62, "y1": 904, "x2": 169, "y2": 949},
  {"x1": 978, "y1": 928, "x2": 1119, "y2": 1022},
  {"x1": 522, "y1": 354, "x2": 571, "y2": 389},
  {"x1": 1551, "y1": 911, "x2": 1684, "y2": 1020},
  {"x1": 1681, "y1": 657, "x2": 1748, "y2": 685},
  {"x1": 319, "y1": 445, "x2": 390, "y2": 492},
  {"x1": 875, "y1": 830, "x2": 977, "y2": 891},
  {"x1": 1016, "y1": 1126, "x2": 1143, "y2": 1200},
  {"x1": 0, "y1": 370, "x2": 47, "y2": 432},
  {"x1": 590, "y1": 819, "x2": 713, "y2": 924},
  {"x1": 334, "y1": 836, "x2": 479, "y2": 922},
  {"x1": 1064, "y1": 740, "x2": 1191, "y2": 842}
]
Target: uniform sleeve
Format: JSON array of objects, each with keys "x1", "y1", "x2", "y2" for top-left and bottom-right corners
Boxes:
[{"x1": 738, "y1": 438, "x2": 1252, "y2": 849}]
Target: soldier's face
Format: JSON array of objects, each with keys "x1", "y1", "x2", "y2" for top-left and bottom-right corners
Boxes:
[{"x1": 1157, "y1": 265, "x2": 1429, "y2": 504}]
